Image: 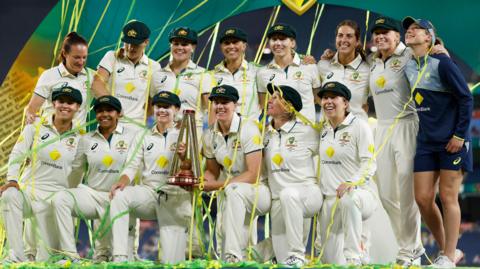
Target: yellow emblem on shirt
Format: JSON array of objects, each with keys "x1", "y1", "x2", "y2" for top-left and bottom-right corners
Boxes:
[
  {"x1": 375, "y1": 76, "x2": 386, "y2": 88},
  {"x1": 156, "y1": 156, "x2": 169, "y2": 168},
  {"x1": 49, "y1": 150, "x2": 61, "y2": 160},
  {"x1": 174, "y1": 88, "x2": 182, "y2": 96},
  {"x1": 326, "y1": 146, "x2": 335, "y2": 158},
  {"x1": 368, "y1": 144, "x2": 375, "y2": 154},
  {"x1": 124, "y1": 82, "x2": 136, "y2": 93},
  {"x1": 253, "y1": 135, "x2": 262, "y2": 145},
  {"x1": 102, "y1": 155, "x2": 114, "y2": 167},
  {"x1": 415, "y1": 92, "x2": 424, "y2": 105},
  {"x1": 272, "y1": 154, "x2": 283, "y2": 166},
  {"x1": 223, "y1": 157, "x2": 232, "y2": 168}
]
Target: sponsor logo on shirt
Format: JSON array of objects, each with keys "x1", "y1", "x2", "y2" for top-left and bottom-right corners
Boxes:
[
  {"x1": 321, "y1": 160, "x2": 342, "y2": 165},
  {"x1": 117, "y1": 67, "x2": 125, "y2": 73},
  {"x1": 326, "y1": 72, "x2": 334, "y2": 79},
  {"x1": 147, "y1": 143, "x2": 154, "y2": 151},
  {"x1": 41, "y1": 160, "x2": 63, "y2": 169},
  {"x1": 374, "y1": 88, "x2": 394, "y2": 95},
  {"x1": 91, "y1": 142, "x2": 98, "y2": 150},
  {"x1": 41, "y1": 133, "x2": 50, "y2": 140},
  {"x1": 269, "y1": 74, "x2": 275, "y2": 81},
  {"x1": 116, "y1": 93, "x2": 139, "y2": 102},
  {"x1": 161, "y1": 75, "x2": 167, "y2": 83}
]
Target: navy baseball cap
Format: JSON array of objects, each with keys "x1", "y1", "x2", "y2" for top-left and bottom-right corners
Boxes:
[
  {"x1": 52, "y1": 86, "x2": 83, "y2": 104},
  {"x1": 267, "y1": 84, "x2": 303, "y2": 112},
  {"x1": 317, "y1": 81, "x2": 352, "y2": 101},
  {"x1": 121, "y1": 20, "x2": 150, "y2": 45},
  {"x1": 209, "y1": 85, "x2": 239, "y2": 103},
  {"x1": 152, "y1": 91, "x2": 181, "y2": 108}
]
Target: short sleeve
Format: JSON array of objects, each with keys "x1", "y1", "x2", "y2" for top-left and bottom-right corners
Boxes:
[
  {"x1": 33, "y1": 70, "x2": 53, "y2": 99},
  {"x1": 97, "y1": 50, "x2": 116, "y2": 74},
  {"x1": 200, "y1": 70, "x2": 213, "y2": 94},
  {"x1": 201, "y1": 129, "x2": 215, "y2": 159},
  {"x1": 308, "y1": 64, "x2": 321, "y2": 88},
  {"x1": 241, "y1": 120, "x2": 263, "y2": 154},
  {"x1": 256, "y1": 68, "x2": 268, "y2": 94}
]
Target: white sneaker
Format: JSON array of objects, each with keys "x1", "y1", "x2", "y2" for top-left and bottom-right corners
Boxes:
[
  {"x1": 56, "y1": 257, "x2": 81, "y2": 266},
  {"x1": 284, "y1": 255, "x2": 305, "y2": 267},
  {"x1": 413, "y1": 246, "x2": 426, "y2": 260},
  {"x1": 93, "y1": 254, "x2": 110, "y2": 263},
  {"x1": 112, "y1": 255, "x2": 128, "y2": 263},
  {"x1": 224, "y1": 254, "x2": 240, "y2": 264},
  {"x1": 454, "y1": 249, "x2": 464, "y2": 264},
  {"x1": 433, "y1": 255, "x2": 455, "y2": 268},
  {"x1": 345, "y1": 258, "x2": 362, "y2": 266}
]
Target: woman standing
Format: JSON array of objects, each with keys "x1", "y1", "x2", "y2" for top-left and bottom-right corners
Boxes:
[
  {"x1": 403, "y1": 17, "x2": 473, "y2": 268},
  {"x1": 317, "y1": 81, "x2": 378, "y2": 265},
  {"x1": 257, "y1": 23, "x2": 320, "y2": 123},
  {"x1": 26, "y1": 32, "x2": 92, "y2": 126},
  {"x1": 213, "y1": 27, "x2": 262, "y2": 119},
  {"x1": 92, "y1": 20, "x2": 161, "y2": 129},
  {"x1": 202, "y1": 85, "x2": 270, "y2": 263},
  {"x1": 109, "y1": 91, "x2": 191, "y2": 263},
  {"x1": 154, "y1": 27, "x2": 212, "y2": 137},
  {"x1": 317, "y1": 20, "x2": 370, "y2": 120},
  {"x1": 1, "y1": 87, "x2": 83, "y2": 262},
  {"x1": 263, "y1": 84, "x2": 323, "y2": 267}
]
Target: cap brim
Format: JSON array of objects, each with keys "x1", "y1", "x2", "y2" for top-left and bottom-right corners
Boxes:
[
  {"x1": 219, "y1": 36, "x2": 247, "y2": 43},
  {"x1": 402, "y1": 16, "x2": 417, "y2": 30},
  {"x1": 121, "y1": 36, "x2": 146, "y2": 45},
  {"x1": 371, "y1": 25, "x2": 398, "y2": 33},
  {"x1": 152, "y1": 98, "x2": 180, "y2": 107},
  {"x1": 169, "y1": 36, "x2": 197, "y2": 44},
  {"x1": 267, "y1": 84, "x2": 281, "y2": 95},
  {"x1": 267, "y1": 31, "x2": 295, "y2": 39},
  {"x1": 208, "y1": 93, "x2": 237, "y2": 102},
  {"x1": 94, "y1": 103, "x2": 121, "y2": 112}
]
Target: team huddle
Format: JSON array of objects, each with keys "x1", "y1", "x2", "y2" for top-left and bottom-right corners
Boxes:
[{"x1": 0, "y1": 15, "x2": 473, "y2": 268}]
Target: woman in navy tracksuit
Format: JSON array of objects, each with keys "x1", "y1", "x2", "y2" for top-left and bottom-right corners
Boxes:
[{"x1": 403, "y1": 17, "x2": 473, "y2": 268}]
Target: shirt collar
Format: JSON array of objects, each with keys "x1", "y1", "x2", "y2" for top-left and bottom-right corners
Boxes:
[
  {"x1": 214, "y1": 113, "x2": 241, "y2": 135},
  {"x1": 214, "y1": 59, "x2": 248, "y2": 73},
  {"x1": 268, "y1": 119, "x2": 297, "y2": 134},
  {"x1": 58, "y1": 63, "x2": 86, "y2": 77},
  {"x1": 331, "y1": 53, "x2": 363, "y2": 69},
  {"x1": 151, "y1": 124, "x2": 176, "y2": 136},
  {"x1": 93, "y1": 123, "x2": 124, "y2": 138},
  {"x1": 326, "y1": 112, "x2": 356, "y2": 130},
  {"x1": 42, "y1": 114, "x2": 77, "y2": 134},
  {"x1": 267, "y1": 52, "x2": 301, "y2": 69},
  {"x1": 164, "y1": 59, "x2": 197, "y2": 72},
  {"x1": 373, "y1": 42, "x2": 407, "y2": 60}
]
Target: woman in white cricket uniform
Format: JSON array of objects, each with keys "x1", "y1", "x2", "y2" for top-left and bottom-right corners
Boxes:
[
  {"x1": 109, "y1": 91, "x2": 191, "y2": 263},
  {"x1": 92, "y1": 20, "x2": 161, "y2": 129},
  {"x1": 368, "y1": 17, "x2": 423, "y2": 265},
  {"x1": 0, "y1": 87, "x2": 83, "y2": 262},
  {"x1": 52, "y1": 96, "x2": 135, "y2": 263},
  {"x1": 212, "y1": 27, "x2": 263, "y2": 119},
  {"x1": 263, "y1": 84, "x2": 322, "y2": 267},
  {"x1": 25, "y1": 32, "x2": 92, "y2": 126},
  {"x1": 153, "y1": 27, "x2": 212, "y2": 138},
  {"x1": 317, "y1": 20, "x2": 370, "y2": 121},
  {"x1": 317, "y1": 82, "x2": 378, "y2": 265},
  {"x1": 256, "y1": 23, "x2": 320, "y2": 123},
  {"x1": 202, "y1": 85, "x2": 270, "y2": 263}
]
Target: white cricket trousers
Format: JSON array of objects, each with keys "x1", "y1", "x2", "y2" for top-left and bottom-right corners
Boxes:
[
  {"x1": 375, "y1": 118, "x2": 421, "y2": 260},
  {"x1": 220, "y1": 182, "x2": 271, "y2": 260},
  {"x1": 271, "y1": 184, "x2": 323, "y2": 263},
  {"x1": 110, "y1": 185, "x2": 192, "y2": 263},
  {"x1": 52, "y1": 184, "x2": 110, "y2": 258},
  {"x1": 317, "y1": 188, "x2": 377, "y2": 264},
  {"x1": 1, "y1": 187, "x2": 60, "y2": 262}
]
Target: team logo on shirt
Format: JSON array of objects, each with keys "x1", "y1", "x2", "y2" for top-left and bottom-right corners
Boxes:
[
  {"x1": 147, "y1": 143, "x2": 154, "y2": 151},
  {"x1": 350, "y1": 71, "x2": 360, "y2": 81},
  {"x1": 390, "y1": 59, "x2": 402, "y2": 71},
  {"x1": 339, "y1": 132, "x2": 351, "y2": 146},
  {"x1": 285, "y1": 136, "x2": 297, "y2": 150},
  {"x1": 139, "y1": 70, "x2": 148, "y2": 79},
  {"x1": 117, "y1": 67, "x2": 125, "y2": 73},
  {"x1": 183, "y1": 72, "x2": 194, "y2": 81},
  {"x1": 231, "y1": 138, "x2": 242, "y2": 150},
  {"x1": 269, "y1": 74, "x2": 275, "y2": 81},
  {"x1": 65, "y1": 137, "x2": 76, "y2": 149},
  {"x1": 91, "y1": 143, "x2": 98, "y2": 150},
  {"x1": 326, "y1": 72, "x2": 334, "y2": 79},
  {"x1": 293, "y1": 71, "x2": 303, "y2": 80},
  {"x1": 115, "y1": 140, "x2": 128, "y2": 153},
  {"x1": 41, "y1": 133, "x2": 50, "y2": 140}
]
